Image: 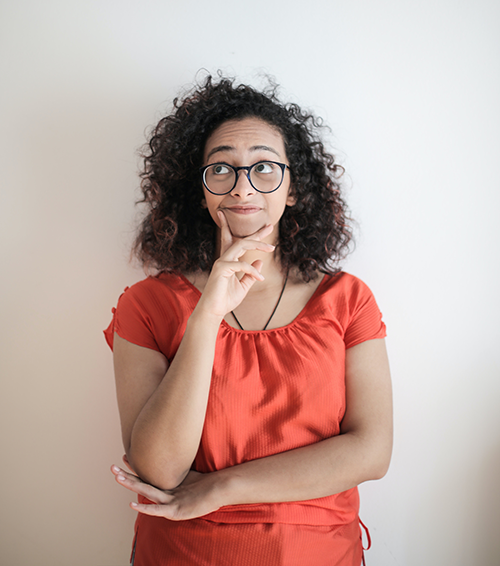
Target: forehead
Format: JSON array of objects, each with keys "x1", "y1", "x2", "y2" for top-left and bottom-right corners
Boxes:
[{"x1": 203, "y1": 117, "x2": 286, "y2": 161}]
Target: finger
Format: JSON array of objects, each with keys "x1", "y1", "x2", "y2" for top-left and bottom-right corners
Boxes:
[
  {"x1": 218, "y1": 210, "x2": 233, "y2": 255},
  {"x1": 248, "y1": 222, "x2": 274, "y2": 241},
  {"x1": 238, "y1": 272, "x2": 261, "y2": 293},
  {"x1": 237, "y1": 259, "x2": 265, "y2": 289},
  {"x1": 130, "y1": 502, "x2": 193, "y2": 522},
  {"x1": 217, "y1": 260, "x2": 265, "y2": 282},
  {"x1": 112, "y1": 467, "x2": 168, "y2": 503},
  {"x1": 111, "y1": 464, "x2": 135, "y2": 477},
  {"x1": 252, "y1": 259, "x2": 264, "y2": 273},
  {"x1": 111, "y1": 465, "x2": 141, "y2": 483},
  {"x1": 219, "y1": 240, "x2": 275, "y2": 262},
  {"x1": 112, "y1": 467, "x2": 145, "y2": 491},
  {"x1": 130, "y1": 502, "x2": 180, "y2": 519},
  {"x1": 122, "y1": 454, "x2": 135, "y2": 472}
]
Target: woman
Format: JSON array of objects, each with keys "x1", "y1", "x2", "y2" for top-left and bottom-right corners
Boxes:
[{"x1": 105, "y1": 76, "x2": 392, "y2": 566}]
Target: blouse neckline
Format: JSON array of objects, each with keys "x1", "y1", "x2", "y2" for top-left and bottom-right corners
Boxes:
[{"x1": 175, "y1": 271, "x2": 332, "y2": 334}]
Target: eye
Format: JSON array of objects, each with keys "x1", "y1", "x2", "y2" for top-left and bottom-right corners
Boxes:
[
  {"x1": 211, "y1": 164, "x2": 231, "y2": 175},
  {"x1": 253, "y1": 162, "x2": 275, "y2": 174}
]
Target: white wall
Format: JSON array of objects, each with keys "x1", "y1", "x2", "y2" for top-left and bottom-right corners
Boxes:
[{"x1": 1, "y1": 1, "x2": 499, "y2": 564}]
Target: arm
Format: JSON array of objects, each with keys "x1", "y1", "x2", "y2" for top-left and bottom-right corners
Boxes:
[
  {"x1": 112, "y1": 338, "x2": 393, "y2": 520},
  {"x1": 114, "y1": 220, "x2": 275, "y2": 490},
  {"x1": 113, "y1": 311, "x2": 220, "y2": 490}
]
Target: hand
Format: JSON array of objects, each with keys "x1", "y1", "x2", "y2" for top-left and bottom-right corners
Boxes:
[
  {"x1": 195, "y1": 211, "x2": 275, "y2": 319},
  {"x1": 111, "y1": 465, "x2": 226, "y2": 521}
]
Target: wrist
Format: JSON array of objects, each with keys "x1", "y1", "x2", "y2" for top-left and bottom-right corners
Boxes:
[
  {"x1": 188, "y1": 305, "x2": 223, "y2": 331},
  {"x1": 212, "y1": 467, "x2": 248, "y2": 507}
]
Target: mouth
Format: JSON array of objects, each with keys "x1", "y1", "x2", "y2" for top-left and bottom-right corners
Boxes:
[{"x1": 222, "y1": 206, "x2": 262, "y2": 215}]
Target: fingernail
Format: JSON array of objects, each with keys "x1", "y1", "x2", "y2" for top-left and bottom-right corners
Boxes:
[
  {"x1": 131, "y1": 502, "x2": 138, "y2": 507},
  {"x1": 112, "y1": 465, "x2": 120, "y2": 473},
  {"x1": 117, "y1": 474, "x2": 126, "y2": 481}
]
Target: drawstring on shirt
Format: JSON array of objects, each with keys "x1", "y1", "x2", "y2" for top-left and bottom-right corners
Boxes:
[{"x1": 359, "y1": 518, "x2": 371, "y2": 565}]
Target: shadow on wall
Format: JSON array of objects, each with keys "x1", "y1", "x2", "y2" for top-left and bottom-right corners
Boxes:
[
  {"x1": 408, "y1": 389, "x2": 500, "y2": 565},
  {"x1": 473, "y1": 443, "x2": 500, "y2": 561}
]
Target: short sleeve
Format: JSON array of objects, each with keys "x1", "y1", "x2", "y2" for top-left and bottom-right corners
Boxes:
[
  {"x1": 343, "y1": 278, "x2": 386, "y2": 349},
  {"x1": 103, "y1": 285, "x2": 161, "y2": 352}
]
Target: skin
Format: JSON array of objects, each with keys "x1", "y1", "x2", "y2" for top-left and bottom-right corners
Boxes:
[
  {"x1": 111, "y1": 117, "x2": 393, "y2": 520},
  {"x1": 202, "y1": 118, "x2": 296, "y2": 241}
]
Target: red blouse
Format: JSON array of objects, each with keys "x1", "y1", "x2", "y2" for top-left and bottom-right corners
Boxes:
[{"x1": 105, "y1": 271, "x2": 386, "y2": 566}]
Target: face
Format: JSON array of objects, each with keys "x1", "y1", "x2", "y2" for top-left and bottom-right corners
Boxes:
[{"x1": 202, "y1": 117, "x2": 295, "y2": 240}]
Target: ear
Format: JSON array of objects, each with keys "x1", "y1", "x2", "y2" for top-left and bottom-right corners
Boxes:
[
  {"x1": 201, "y1": 198, "x2": 208, "y2": 209},
  {"x1": 286, "y1": 191, "x2": 297, "y2": 207}
]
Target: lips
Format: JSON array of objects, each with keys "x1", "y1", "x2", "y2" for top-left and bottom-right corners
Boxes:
[{"x1": 223, "y1": 205, "x2": 262, "y2": 215}]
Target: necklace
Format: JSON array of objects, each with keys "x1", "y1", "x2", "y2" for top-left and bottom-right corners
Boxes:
[{"x1": 231, "y1": 271, "x2": 289, "y2": 331}]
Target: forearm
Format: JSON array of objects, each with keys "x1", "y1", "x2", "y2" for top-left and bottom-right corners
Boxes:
[
  {"x1": 118, "y1": 225, "x2": 275, "y2": 491},
  {"x1": 215, "y1": 431, "x2": 392, "y2": 506},
  {"x1": 113, "y1": 340, "x2": 392, "y2": 521},
  {"x1": 129, "y1": 308, "x2": 222, "y2": 489}
]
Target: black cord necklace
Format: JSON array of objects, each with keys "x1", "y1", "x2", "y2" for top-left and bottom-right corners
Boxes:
[{"x1": 231, "y1": 271, "x2": 289, "y2": 331}]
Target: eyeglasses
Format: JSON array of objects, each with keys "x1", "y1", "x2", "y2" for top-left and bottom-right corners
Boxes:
[{"x1": 200, "y1": 161, "x2": 290, "y2": 195}]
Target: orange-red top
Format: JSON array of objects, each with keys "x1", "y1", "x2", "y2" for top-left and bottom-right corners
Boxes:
[{"x1": 104, "y1": 271, "x2": 386, "y2": 566}]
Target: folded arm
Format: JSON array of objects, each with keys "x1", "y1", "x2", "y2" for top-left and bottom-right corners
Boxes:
[
  {"x1": 113, "y1": 222, "x2": 275, "y2": 490},
  {"x1": 112, "y1": 338, "x2": 392, "y2": 520},
  {"x1": 113, "y1": 309, "x2": 221, "y2": 490}
]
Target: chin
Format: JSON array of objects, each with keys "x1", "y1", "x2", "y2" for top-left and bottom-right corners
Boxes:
[
  {"x1": 227, "y1": 219, "x2": 266, "y2": 239},
  {"x1": 230, "y1": 229, "x2": 257, "y2": 239}
]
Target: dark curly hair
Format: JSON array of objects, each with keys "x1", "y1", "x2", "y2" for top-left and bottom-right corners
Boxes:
[{"x1": 134, "y1": 75, "x2": 353, "y2": 282}]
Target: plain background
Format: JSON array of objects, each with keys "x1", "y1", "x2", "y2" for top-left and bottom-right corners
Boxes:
[{"x1": 1, "y1": 1, "x2": 499, "y2": 565}]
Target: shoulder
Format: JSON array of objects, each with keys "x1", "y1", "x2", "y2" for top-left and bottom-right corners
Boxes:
[
  {"x1": 112, "y1": 271, "x2": 198, "y2": 333},
  {"x1": 105, "y1": 272, "x2": 197, "y2": 354},
  {"x1": 332, "y1": 272, "x2": 386, "y2": 346},
  {"x1": 314, "y1": 271, "x2": 386, "y2": 345},
  {"x1": 117, "y1": 272, "x2": 195, "y2": 307},
  {"x1": 319, "y1": 271, "x2": 377, "y2": 304},
  {"x1": 124, "y1": 271, "x2": 184, "y2": 295}
]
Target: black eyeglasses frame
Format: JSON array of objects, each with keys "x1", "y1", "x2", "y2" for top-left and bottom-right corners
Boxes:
[{"x1": 200, "y1": 160, "x2": 290, "y2": 196}]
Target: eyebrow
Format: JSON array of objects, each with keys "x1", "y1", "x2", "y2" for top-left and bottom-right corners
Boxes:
[{"x1": 206, "y1": 144, "x2": 281, "y2": 160}]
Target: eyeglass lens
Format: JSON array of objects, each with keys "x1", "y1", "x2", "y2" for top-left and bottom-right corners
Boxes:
[{"x1": 204, "y1": 162, "x2": 283, "y2": 194}]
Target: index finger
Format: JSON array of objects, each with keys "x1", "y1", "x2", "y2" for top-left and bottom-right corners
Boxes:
[
  {"x1": 247, "y1": 222, "x2": 274, "y2": 241},
  {"x1": 218, "y1": 210, "x2": 234, "y2": 255}
]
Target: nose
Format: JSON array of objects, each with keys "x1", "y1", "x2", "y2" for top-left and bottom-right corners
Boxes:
[{"x1": 231, "y1": 169, "x2": 256, "y2": 197}]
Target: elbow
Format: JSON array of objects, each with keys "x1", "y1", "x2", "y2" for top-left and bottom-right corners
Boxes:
[
  {"x1": 367, "y1": 442, "x2": 393, "y2": 481},
  {"x1": 357, "y1": 456, "x2": 391, "y2": 485},
  {"x1": 370, "y1": 456, "x2": 391, "y2": 481},
  {"x1": 126, "y1": 448, "x2": 189, "y2": 490},
  {"x1": 353, "y1": 432, "x2": 392, "y2": 483}
]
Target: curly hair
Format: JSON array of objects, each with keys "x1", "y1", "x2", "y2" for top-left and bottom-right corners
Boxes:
[{"x1": 134, "y1": 75, "x2": 353, "y2": 282}]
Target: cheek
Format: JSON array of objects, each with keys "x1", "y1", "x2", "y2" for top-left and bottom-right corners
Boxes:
[
  {"x1": 203, "y1": 193, "x2": 223, "y2": 226},
  {"x1": 266, "y1": 196, "x2": 289, "y2": 225}
]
